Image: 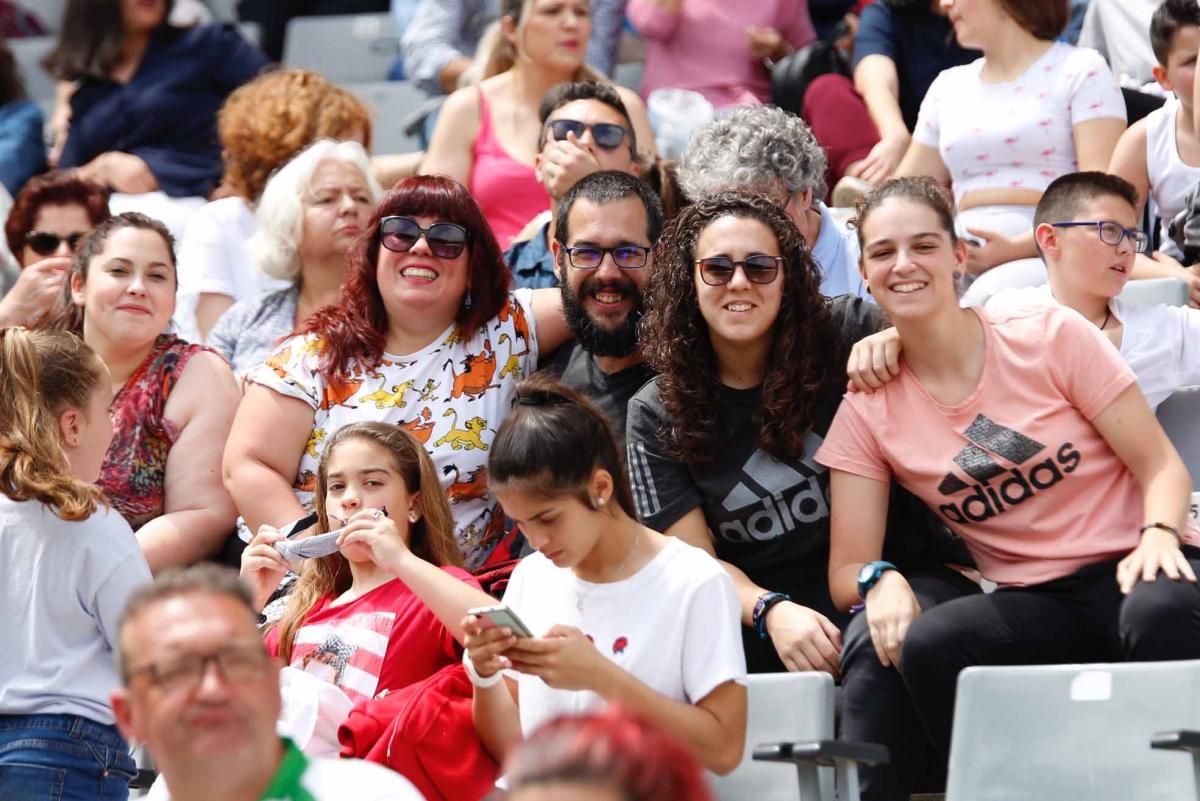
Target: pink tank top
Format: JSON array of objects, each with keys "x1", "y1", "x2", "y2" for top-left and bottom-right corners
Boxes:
[{"x1": 469, "y1": 88, "x2": 549, "y2": 249}]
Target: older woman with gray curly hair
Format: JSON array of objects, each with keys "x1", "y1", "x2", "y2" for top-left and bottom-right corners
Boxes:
[
  {"x1": 207, "y1": 139, "x2": 383, "y2": 377},
  {"x1": 677, "y1": 105, "x2": 868, "y2": 299}
]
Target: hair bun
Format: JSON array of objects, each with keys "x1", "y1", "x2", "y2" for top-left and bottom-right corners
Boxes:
[{"x1": 516, "y1": 388, "x2": 567, "y2": 407}]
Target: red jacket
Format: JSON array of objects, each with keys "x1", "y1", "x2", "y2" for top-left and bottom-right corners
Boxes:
[{"x1": 339, "y1": 663, "x2": 499, "y2": 801}]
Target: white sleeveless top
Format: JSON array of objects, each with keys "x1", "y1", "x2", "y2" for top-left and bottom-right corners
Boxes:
[{"x1": 1145, "y1": 97, "x2": 1200, "y2": 257}]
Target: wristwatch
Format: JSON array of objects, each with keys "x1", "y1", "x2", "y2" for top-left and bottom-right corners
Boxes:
[
  {"x1": 856, "y1": 561, "x2": 897, "y2": 600},
  {"x1": 753, "y1": 591, "x2": 791, "y2": 640}
]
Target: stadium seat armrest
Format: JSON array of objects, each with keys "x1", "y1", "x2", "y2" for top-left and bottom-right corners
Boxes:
[
  {"x1": 753, "y1": 739, "x2": 890, "y2": 767},
  {"x1": 1151, "y1": 730, "x2": 1200, "y2": 754}
]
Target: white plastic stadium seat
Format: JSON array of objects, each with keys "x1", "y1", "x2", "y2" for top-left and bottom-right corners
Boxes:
[
  {"x1": 1117, "y1": 276, "x2": 1189, "y2": 308},
  {"x1": 9, "y1": 35, "x2": 55, "y2": 106},
  {"x1": 946, "y1": 661, "x2": 1200, "y2": 801},
  {"x1": 283, "y1": 13, "x2": 399, "y2": 84},
  {"x1": 344, "y1": 81, "x2": 427, "y2": 155},
  {"x1": 713, "y1": 673, "x2": 836, "y2": 801}
]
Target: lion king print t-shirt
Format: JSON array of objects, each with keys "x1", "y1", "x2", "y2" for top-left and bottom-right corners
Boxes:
[
  {"x1": 247, "y1": 290, "x2": 539, "y2": 568},
  {"x1": 816, "y1": 304, "x2": 1199, "y2": 587}
]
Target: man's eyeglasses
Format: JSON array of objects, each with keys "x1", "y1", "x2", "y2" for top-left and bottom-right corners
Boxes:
[
  {"x1": 128, "y1": 644, "x2": 271, "y2": 693},
  {"x1": 1049, "y1": 221, "x2": 1149, "y2": 254},
  {"x1": 546, "y1": 119, "x2": 630, "y2": 151},
  {"x1": 696, "y1": 255, "x2": 784, "y2": 286},
  {"x1": 562, "y1": 244, "x2": 650, "y2": 270},
  {"x1": 26, "y1": 231, "x2": 87, "y2": 257},
  {"x1": 380, "y1": 216, "x2": 470, "y2": 259}
]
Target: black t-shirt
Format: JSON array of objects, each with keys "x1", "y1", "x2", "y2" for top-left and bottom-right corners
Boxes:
[
  {"x1": 625, "y1": 295, "x2": 969, "y2": 671},
  {"x1": 852, "y1": 2, "x2": 979, "y2": 131},
  {"x1": 545, "y1": 343, "x2": 657, "y2": 453}
]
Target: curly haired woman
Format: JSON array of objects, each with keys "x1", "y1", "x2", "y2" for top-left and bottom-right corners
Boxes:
[
  {"x1": 626, "y1": 192, "x2": 975, "y2": 801},
  {"x1": 175, "y1": 69, "x2": 372, "y2": 341}
]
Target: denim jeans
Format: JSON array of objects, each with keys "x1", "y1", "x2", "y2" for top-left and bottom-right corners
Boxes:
[{"x1": 0, "y1": 714, "x2": 135, "y2": 801}]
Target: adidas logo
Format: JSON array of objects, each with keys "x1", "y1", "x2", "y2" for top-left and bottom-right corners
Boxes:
[
  {"x1": 717, "y1": 432, "x2": 830, "y2": 543},
  {"x1": 938, "y1": 414, "x2": 1080, "y2": 524}
]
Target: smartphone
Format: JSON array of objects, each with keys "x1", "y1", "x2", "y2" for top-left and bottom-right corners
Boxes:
[{"x1": 468, "y1": 605, "x2": 535, "y2": 638}]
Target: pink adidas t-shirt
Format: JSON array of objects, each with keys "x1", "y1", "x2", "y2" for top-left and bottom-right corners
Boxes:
[{"x1": 817, "y1": 304, "x2": 1196, "y2": 587}]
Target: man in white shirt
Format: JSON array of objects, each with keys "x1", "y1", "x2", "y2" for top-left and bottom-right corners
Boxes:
[{"x1": 110, "y1": 565, "x2": 425, "y2": 801}]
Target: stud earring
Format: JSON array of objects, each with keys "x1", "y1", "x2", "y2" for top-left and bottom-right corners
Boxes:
[{"x1": 409, "y1": 514, "x2": 418, "y2": 523}]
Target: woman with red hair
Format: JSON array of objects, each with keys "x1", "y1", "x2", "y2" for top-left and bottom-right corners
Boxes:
[
  {"x1": 503, "y1": 707, "x2": 716, "y2": 801},
  {"x1": 224, "y1": 175, "x2": 570, "y2": 570}
]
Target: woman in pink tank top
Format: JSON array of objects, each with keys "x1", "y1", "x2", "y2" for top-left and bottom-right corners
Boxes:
[{"x1": 421, "y1": 0, "x2": 656, "y2": 249}]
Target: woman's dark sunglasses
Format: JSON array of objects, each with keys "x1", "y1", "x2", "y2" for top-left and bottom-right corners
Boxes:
[
  {"x1": 696, "y1": 255, "x2": 783, "y2": 286},
  {"x1": 379, "y1": 216, "x2": 470, "y2": 259},
  {"x1": 26, "y1": 230, "x2": 87, "y2": 257},
  {"x1": 547, "y1": 119, "x2": 630, "y2": 151}
]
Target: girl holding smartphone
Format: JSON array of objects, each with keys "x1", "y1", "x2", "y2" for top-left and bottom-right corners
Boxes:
[{"x1": 463, "y1": 375, "x2": 748, "y2": 775}]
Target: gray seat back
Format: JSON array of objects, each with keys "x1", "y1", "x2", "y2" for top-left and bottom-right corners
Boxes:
[
  {"x1": 947, "y1": 661, "x2": 1200, "y2": 801},
  {"x1": 283, "y1": 13, "x2": 399, "y2": 84},
  {"x1": 712, "y1": 672, "x2": 835, "y2": 801}
]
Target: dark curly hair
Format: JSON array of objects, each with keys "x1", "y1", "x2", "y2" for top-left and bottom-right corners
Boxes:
[{"x1": 639, "y1": 192, "x2": 839, "y2": 464}]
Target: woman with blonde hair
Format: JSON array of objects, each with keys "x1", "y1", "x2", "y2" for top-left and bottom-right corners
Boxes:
[
  {"x1": 0, "y1": 327, "x2": 151, "y2": 801},
  {"x1": 207, "y1": 139, "x2": 383, "y2": 377},
  {"x1": 420, "y1": 0, "x2": 656, "y2": 249},
  {"x1": 177, "y1": 69, "x2": 373, "y2": 341}
]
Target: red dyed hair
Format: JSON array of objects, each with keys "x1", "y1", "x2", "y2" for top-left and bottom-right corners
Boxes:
[
  {"x1": 504, "y1": 707, "x2": 715, "y2": 801},
  {"x1": 301, "y1": 175, "x2": 511, "y2": 382},
  {"x1": 5, "y1": 171, "x2": 110, "y2": 262}
]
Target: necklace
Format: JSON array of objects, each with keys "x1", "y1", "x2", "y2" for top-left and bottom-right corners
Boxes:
[
  {"x1": 576, "y1": 525, "x2": 643, "y2": 612},
  {"x1": 1098, "y1": 306, "x2": 1112, "y2": 331}
]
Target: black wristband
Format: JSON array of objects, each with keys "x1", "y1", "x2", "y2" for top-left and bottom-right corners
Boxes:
[{"x1": 753, "y1": 592, "x2": 791, "y2": 640}]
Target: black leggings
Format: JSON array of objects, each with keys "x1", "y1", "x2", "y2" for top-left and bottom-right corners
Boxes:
[
  {"x1": 840, "y1": 567, "x2": 980, "y2": 801},
  {"x1": 899, "y1": 548, "x2": 1200, "y2": 762}
]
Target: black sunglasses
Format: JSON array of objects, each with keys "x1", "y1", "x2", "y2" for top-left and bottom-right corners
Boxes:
[
  {"x1": 380, "y1": 216, "x2": 470, "y2": 259},
  {"x1": 547, "y1": 119, "x2": 630, "y2": 151},
  {"x1": 26, "y1": 230, "x2": 87, "y2": 257},
  {"x1": 696, "y1": 255, "x2": 783, "y2": 286}
]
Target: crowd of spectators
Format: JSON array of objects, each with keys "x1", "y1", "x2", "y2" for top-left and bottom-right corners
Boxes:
[{"x1": 1, "y1": 0, "x2": 1200, "y2": 800}]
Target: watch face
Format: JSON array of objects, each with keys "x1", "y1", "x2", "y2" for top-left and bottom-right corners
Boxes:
[{"x1": 857, "y1": 563, "x2": 876, "y2": 585}]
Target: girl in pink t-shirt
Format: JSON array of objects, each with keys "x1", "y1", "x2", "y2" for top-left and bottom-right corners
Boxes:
[{"x1": 815, "y1": 177, "x2": 1200, "y2": 763}]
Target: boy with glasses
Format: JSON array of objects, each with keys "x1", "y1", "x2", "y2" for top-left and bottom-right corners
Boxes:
[
  {"x1": 110, "y1": 565, "x2": 424, "y2": 801},
  {"x1": 993, "y1": 171, "x2": 1200, "y2": 410},
  {"x1": 505, "y1": 81, "x2": 642, "y2": 290}
]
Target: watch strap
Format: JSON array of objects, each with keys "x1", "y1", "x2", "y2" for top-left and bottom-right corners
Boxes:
[{"x1": 753, "y1": 591, "x2": 791, "y2": 640}]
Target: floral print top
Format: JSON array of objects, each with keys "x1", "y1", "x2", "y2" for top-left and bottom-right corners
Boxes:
[{"x1": 98, "y1": 334, "x2": 210, "y2": 529}]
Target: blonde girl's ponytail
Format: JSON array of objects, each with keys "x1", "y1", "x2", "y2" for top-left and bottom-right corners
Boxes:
[{"x1": 0, "y1": 327, "x2": 107, "y2": 521}]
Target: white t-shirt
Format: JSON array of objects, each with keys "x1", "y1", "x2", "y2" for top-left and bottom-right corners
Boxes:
[
  {"x1": 985, "y1": 284, "x2": 1200, "y2": 409},
  {"x1": 913, "y1": 42, "x2": 1124, "y2": 206},
  {"x1": 0, "y1": 497, "x2": 152, "y2": 724},
  {"x1": 174, "y1": 196, "x2": 288, "y2": 342},
  {"x1": 1144, "y1": 97, "x2": 1200, "y2": 259},
  {"x1": 501, "y1": 537, "x2": 746, "y2": 739}
]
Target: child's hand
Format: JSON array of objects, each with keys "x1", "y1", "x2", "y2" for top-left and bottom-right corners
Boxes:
[
  {"x1": 462, "y1": 614, "x2": 518, "y2": 683},
  {"x1": 240, "y1": 525, "x2": 289, "y2": 612},
  {"x1": 504, "y1": 625, "x2": 610, "y2": 692},
  {"x1": 336, "y1": 507, "x2": 411, "y2": 572}
]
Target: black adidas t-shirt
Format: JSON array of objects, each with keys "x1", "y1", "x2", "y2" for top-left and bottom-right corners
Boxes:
[
  {"x1": 544, "y1": 343, "x2": 656, "y2": 454},
  {"x1": 625, "y1": 296, "x2": 967, "y2": 671}
]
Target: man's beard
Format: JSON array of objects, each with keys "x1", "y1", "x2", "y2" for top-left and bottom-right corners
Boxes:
[{"x1": 560, "y1": 273, "x2": 643, "y2": 358}]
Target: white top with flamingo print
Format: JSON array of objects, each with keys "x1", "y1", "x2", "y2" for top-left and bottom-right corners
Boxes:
[
  {"x1": 247, "y1": 289, "x2": 539, "y2": 569},
  {"x1": 912, "y1": 42, "x2": 1124, "y2": 206}
]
